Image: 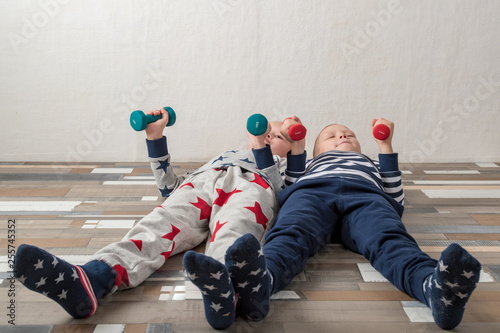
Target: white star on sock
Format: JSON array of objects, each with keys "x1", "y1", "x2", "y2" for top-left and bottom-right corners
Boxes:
[
  {"x1": 462, "y1": 270, "x2": 475, "y2": 279},
  {"x1": 42, "y1": 291, "x2": 49, "y2": 297},
  {"x1": 51, "y1": 256, "x2": 59, "y2": 268},
  {"x1": 210, "y1": 302, "x2": 222, "y2": 312},
  {"x1": 250, "y1": 268, "x2": 262, "y2": 276},
  {"x1": 204, "y1": 284, "x2": 216, "y2": 291},
  {"x1": 71, "y1": 268, "x2": 79, "y2": 281},
  {"x1": 33, "y1": 259, "x2": 44, "y2": 270},
  {"x1": 58, "y1": 289, "x2": 68, "y2": 300},
  {"x1": 210, "y1": 271, "x2": 223, "y2": 280},
  {"x1": 439, "y1": 260, "x2": 449, "y2": 273},
  {"x1": 235, "y1": 261, "x2": 247, "y2": 269},
  {"x1": 441, "y1": 297, "x2": 452, "y2": 307},
  {"x1": 18, "y1": 275, "x2": 27, "y2": 284},
  {"x1": 445, "y1": 281, "x2": 459, "y2": 288},
  {"x1": 35, "y1": 277, "x2": 47, "y2": 288},
  {"x1": 237, "y1": 281, "x2": 250, "y2": 289},
  {"x1": 220, "y1": 291, "x2": 232, "y2": 298},
  {"x1": 55, "y1": 272, "x2": 65, "y2": 284},
  {"x1": 252, "y1": 283, "x2": 262, "y2": 293},
  {"x1": 456, "y1": 292, "x2": 468, "y2": 299},
  {"x1": 257, "y1": 249, "x2": 264, "y2": 257},
  {"x1": 188, "y1": 272, "x2": 198, "y2": 281}
]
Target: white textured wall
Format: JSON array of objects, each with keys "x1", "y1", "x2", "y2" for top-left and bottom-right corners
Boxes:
[{"x1": 1, "y1": 0, "x2": 499, "y2": 163}]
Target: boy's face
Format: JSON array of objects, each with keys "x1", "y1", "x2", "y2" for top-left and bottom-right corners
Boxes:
[
  {"x1": 267, "y1": 121, "x2": 292, "y2": 157},
  {"x1": 314, "y1": 124, "x2": 362, "y2": 156}
]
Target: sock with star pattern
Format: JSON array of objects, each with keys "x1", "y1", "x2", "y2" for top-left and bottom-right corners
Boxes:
[
  {"x1": 225, "y1": 233, "x2": 271, "y2": 321},
  {"x1": 14, "y1": 244, "x2": 116, "y2": 318},
  {"x1": 183, "y1": 251, "x2": 236, "y2": 330},
  {"x1": 423, "y1": 243, "x2": 481, "y2": 330}
]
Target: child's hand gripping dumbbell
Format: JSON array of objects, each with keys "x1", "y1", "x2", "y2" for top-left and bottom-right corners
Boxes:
[
  {"x1": 372, "y1": 118, "x2": 394, "y2": 154},
  {"x1": 130, "y1": 107, "x2": 176, "y2": 131},
  {"x1": 130, "y1": 107, "x2": 176, "y2": 140}
]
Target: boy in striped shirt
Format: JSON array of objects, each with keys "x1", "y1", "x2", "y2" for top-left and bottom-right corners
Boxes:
[{"x1": 226, "y1": 118, "x2": 481, "y2": 330}]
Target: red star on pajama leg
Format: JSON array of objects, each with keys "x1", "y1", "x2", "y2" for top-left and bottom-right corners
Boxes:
[
  {"x1": 250, "y1": 174, "x2": 270, "y2": 189},
  {"x1": 113, "y1": 265, "x2": 130, "y2": 287},
  {"x1": 210, "y1": 221, "x2": 228, "y2": 243},
  {"x1": 213, "y1": 188, "x2": 242, "y2": 207},
  {"x1": 244, "y1": 201, "x2": 269, "y2": 229},
  {"x1": 179, "y1": 182, "x2": 194, "y2": 189},
  {"x1": 162, "y1": 224, "x2": 181, "y2": 241},
  {"x1": 129, "y1": 239, "x2": 143, "y2": 251},
  {"x1": 190, "y1": 197, "x2": 212, "y2": 221}
]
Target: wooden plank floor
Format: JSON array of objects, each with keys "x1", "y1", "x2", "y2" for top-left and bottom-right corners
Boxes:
[{"x1": 1, "y1": 161, "x2": 500, "y2": 332}]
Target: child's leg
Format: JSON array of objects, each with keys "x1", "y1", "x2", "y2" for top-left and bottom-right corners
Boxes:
[
  {"x1": 263, "y1": 182, "x2": 340, "y2": 293},
  {"x1": 186, "y1": 168, "x2": 276, "y2": 323},
  {"x1": 340, "y1": 181, "x2": 437, "y2": 301},
  {"x1": 15, "y1": 173, "x2": 214, "y2": 318},
  {"x1": 340, "y1": 179, "x2": 481, "y2": 329},
  {"x1": 205, "y1": 168, "x2": 276, "y2": 262}
]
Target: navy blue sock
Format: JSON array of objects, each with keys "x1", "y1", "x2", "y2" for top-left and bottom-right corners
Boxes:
[
  {"x1": 423, "y1": 243, "x2": 481, "y2": 330},
  {"x1": 183, "y1": 251, "x2": 235, "y2": 330},
  {"x1": 225, "y1": 233, "x2": 271, "y2": 321},
  {"x1": 14, "y1": 244, "x2": 116, "y2": 318}
]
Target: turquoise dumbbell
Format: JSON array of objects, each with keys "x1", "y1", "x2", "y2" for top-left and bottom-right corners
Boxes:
[
  {"x1": 130, "y1": 106, "x2": 176, "y2": 131},
  {"x1": 247, "y1": 113, "x2": 268, "y2": 136}
]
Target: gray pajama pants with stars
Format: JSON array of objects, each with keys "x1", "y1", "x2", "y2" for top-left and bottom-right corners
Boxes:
[{"x1": 91, "y1": 167, "x2": 277, "y2": 290}]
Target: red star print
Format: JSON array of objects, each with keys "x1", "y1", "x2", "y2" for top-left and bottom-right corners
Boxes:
[
  {"x1": 162, "y1": 224, "x2": 180, "y2": 241},
  {"x1": 161, "y1": 241, "x2": 175, "y2": 261},
  {"x1": 213, "y1": 188, "x2": 242, "y2": 207},
  {"x1": 250, "y1": 174, "x2": 270, "y2": 189},
  {"x1": 113, "y1": 264, "x2": 130, "y2": 287},
  {"x1": 179, "y1": 182, "x2": 194, "y2": 189},
  {"x1": 130, "y1": 239, "x2": 143, "y2": 251},
  {"x1": 190, "y1": 197, "x2": 212, "y2": 221},
  {"x1": 244, "y1": 201, "x2": 269, "y2": 230},
  {"x1": 210, "y1": 221, "x2": 228, "y2": 243}
]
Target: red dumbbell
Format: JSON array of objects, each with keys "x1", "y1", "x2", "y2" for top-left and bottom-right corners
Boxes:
[
  {"x1": 372, "y1": 124, "x2": 391, "y2": 141},
  {"x1": 283, "y1": 117, "x2": 307, "y2": 141}
]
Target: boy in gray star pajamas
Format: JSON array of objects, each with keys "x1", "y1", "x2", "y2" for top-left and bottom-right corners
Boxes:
[{"x1": 14, "y1": 108, "x2": 306, "y2": 330}]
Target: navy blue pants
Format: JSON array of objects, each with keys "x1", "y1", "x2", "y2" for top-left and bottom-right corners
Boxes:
[{"x1": 264, "y1": 177, "x2": 437, "y2": 304}]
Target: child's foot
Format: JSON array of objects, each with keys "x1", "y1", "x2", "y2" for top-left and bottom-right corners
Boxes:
[
  {"x1": 225, "y1": 233, "x2": 271, "y2": 321},
  {"x1": 423, "y1": 243, "x2": 481, "y2": 330},
  {"x1": 14, "y1": 244, "x2": 115, "y2": 318},
  {"x1": 183, "y1": 251, "x2": 235, "y2": 330}
]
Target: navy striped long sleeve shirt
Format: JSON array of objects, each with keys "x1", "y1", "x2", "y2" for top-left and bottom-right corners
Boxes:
[{"x1": 297, "y1": 151, "x2": 404, "y2": 205}]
